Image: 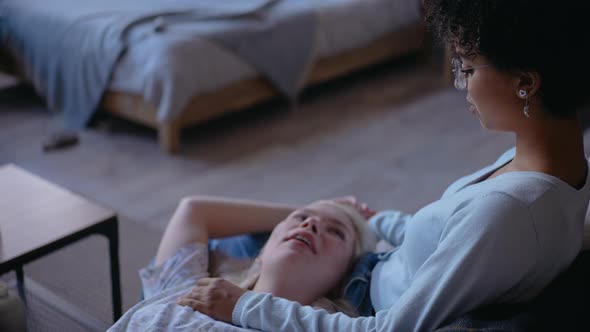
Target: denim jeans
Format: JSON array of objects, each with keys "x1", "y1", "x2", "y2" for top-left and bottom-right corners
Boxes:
[
  {"x1": 342, "y1": 252, "x2": 380, "y2": 316},
  {"x1": 208, "y1": 233, "x2": 270, "y2": 258},
  {"x1": 209, "y1": 233, "x2": 379, "y2": 317}
]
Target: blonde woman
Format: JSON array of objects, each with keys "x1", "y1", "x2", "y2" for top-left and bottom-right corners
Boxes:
[{"x1": 108, "y1": 196, "x2": 377, "y2": 331}]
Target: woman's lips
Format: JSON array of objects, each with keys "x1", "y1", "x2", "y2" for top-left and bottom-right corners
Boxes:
[
  {"x1": 287, "y1": 233, "x2": 317, "y2": 255},
  {"x1": 291, "y1": 238, "x2": 315, "y2": 254}
]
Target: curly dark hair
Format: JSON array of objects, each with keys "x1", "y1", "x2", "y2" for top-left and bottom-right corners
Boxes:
[{"x1": 423, "y1": 0, "x2": 590, "y2": 118}]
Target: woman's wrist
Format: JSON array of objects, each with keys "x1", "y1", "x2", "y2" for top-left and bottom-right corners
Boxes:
[{"x1": 231, "y1": 290, "x2": 263, "y2": 326}]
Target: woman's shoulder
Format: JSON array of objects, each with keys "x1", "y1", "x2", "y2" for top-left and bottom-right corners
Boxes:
[
  {"x1": 446, "y1": 180, "x2": 585, "y2": 246},
  {"x1": 445, "y1": 173, "x2": 555, "y2": 216},
  {"x1": 486, "y1": 173, "x2": 556, "y2": 202},
  {"x1": 452, "y1": 191, "x2": 534, "y2": 225}
]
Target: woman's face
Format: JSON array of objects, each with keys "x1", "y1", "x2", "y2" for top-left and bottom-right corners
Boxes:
[
  {"x1": 458, "y1": 53, "x2": 523, "y2": 131},
  {"x1": 258, "y1": 202, "x2": 357, "y2": 298}
]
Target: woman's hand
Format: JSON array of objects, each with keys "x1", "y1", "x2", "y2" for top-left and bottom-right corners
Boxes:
[
  {"x1": 177, "y1": 278, "x2": 246, "y2": 323},
  {"x1": 333, "y1": 196, "x2": 377, "y2": 219}
]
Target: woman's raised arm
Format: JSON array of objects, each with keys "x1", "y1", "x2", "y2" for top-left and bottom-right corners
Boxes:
[{"x1": 155, "y1": 196, "x2": 298, "y2": 265}]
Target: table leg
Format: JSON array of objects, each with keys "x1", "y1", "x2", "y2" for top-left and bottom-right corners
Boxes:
[
  {"x1": 107, "y1": 218, "x2": 122, "y2": 322},
  {"x1": 15, "y1": 266, "x2": 27, "y2": 305}
]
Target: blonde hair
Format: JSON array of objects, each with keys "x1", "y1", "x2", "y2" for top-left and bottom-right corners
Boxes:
[
  {"x1": 310, "y1": 200, "x2": 378, "y2": 259},
  {"x1": 209, "y1": 200, "x2": 377, "y2": 316}
]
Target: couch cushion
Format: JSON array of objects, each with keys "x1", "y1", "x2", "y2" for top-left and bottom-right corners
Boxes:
[{"x1": 436, "y1": 249, "x2": 590, "y2": 332}]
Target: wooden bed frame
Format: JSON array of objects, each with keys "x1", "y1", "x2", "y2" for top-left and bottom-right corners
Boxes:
[{"x1": 1, "y1": 23, "x2": 427, "y2": 153}]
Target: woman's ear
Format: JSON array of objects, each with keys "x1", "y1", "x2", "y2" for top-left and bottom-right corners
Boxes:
[{"x1": 517, "y1": 71, "x2": 541, "y2": 97}]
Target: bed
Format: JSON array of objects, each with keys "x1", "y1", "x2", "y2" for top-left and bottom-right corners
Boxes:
[{"x1": 0, "y1": 0, "x2": 426, "y2": 153}]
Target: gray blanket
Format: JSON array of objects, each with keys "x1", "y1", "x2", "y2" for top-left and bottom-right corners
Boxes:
[{"x1": 0, "y1": 0, "x2": 314, "y2": 128}]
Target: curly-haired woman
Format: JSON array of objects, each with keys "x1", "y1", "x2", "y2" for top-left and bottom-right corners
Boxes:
[{"x1": 177, "y1": 0, "x2": 590, "y2": 330}]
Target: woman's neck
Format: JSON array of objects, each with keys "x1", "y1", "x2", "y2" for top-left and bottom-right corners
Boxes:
[
  {"x1": 512, "y1": 115, "x2": 587, "y2": 187},
  {"x1": 252, "y1": 273, "x2": 317, "y2": 306}
]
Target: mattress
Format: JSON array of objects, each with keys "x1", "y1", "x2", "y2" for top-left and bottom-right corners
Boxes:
[{"x1": 109, "y1": 0, "x2": 422, "y2": 122}]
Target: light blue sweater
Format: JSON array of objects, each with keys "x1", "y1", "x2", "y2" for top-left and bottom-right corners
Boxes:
[{"x1": 232, "y1": 148, "x2": 590, "y2": 331}]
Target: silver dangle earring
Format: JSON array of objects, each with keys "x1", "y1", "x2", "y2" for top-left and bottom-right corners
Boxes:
[{"x1": 519, "y1": 89, "x2": 531, "y2": 117}]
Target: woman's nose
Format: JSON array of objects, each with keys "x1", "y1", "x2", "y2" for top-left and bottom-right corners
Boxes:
[{"x1": 301, "y1": 217, "x2": 319, "y2": 233}]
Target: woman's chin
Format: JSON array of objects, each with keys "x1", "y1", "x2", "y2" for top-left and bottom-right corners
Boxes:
[{"x1": 468, "y1": 105, "x2": 487, "y2": 127}]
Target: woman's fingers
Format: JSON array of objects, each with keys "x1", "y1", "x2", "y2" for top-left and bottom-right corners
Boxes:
[
  {"x1": 333, "y1": 196, "x2": 358, "y2": 205},
  {"x1": 177, "y1": 278, "x2": 245, "y2": 323},
  {"x1": 359, "y1": 203, "x2": 377, "y2": 219},
  {"x1": 177, "y1": 298, "x2": 205, "y2": 311},
  {"x1": 333, "y1": 196, "x2": 377, "y2": 219},
  {"x1": 196, "y1": 277, "x2": 216, "y2": 286}
]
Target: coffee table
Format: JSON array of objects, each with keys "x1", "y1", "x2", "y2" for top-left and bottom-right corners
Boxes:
[{"x1": 0, "y1": 164, "x2": 122, "y2": 322}]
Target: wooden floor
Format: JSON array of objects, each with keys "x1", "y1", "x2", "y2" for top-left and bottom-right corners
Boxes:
[
  {"x1": 0, "y1": 53, "x2": 528, "y2": 327},
  {"x1": 0, "y1": 54, "x2": 518, "y2": 228}
]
